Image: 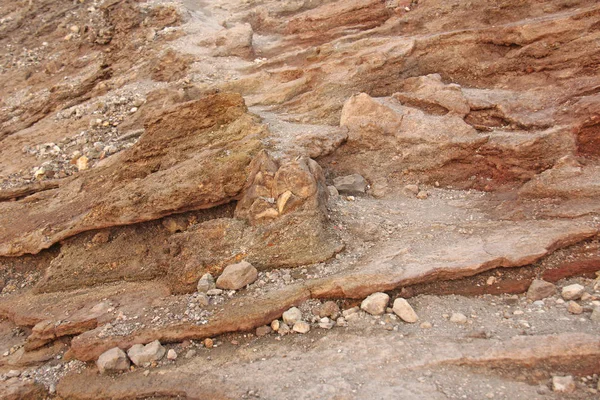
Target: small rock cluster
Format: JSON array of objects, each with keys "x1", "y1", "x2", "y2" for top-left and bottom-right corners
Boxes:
[{"x1": 97, "y1": 339, "x2": 168, "y2": 373}]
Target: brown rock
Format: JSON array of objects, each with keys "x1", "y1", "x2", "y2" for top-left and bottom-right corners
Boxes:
[
  {"x1": 256, "y1": 325, "x2": 272, "y2": 337},
  {"x1": 526, "y1": 279, "x2": 556, "y2": 301},
  {"x1": 315, "y1": 301, "x2": 340, "y2": 318},
  {"x1": 0, "y1": 92, "x2": 266, "y2": 257}
]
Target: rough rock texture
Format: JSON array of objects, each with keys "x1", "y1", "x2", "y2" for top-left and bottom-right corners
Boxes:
[
  {"x1": 526, "y1": 279, "x2": 556, "y2": 301},
  {"x1": 0, "y1": 92, "x2": 266, "y2": 257},
  {"x1": 97, "y1": 347, "x2": 130, "y2": 374},
  {"x1": 360, "y1": 292, "x2": 390, "y2": 315},
  {"x1": 392, "y1": 298, "x2": 418, "y2": 323},
  {"x1": 127, "y1": 340, "x2": 166, "y2": 367},
  {"x1": 215, "y1": 261, "x2": 258, "y2": 290}
]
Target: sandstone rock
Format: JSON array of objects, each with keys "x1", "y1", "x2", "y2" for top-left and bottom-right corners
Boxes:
[
  {"x1": 527, "y1": 279, "x2": 556, "y2": 301},
  {"x1": 292, "y1": 321, "x2": 310, "y2": 334},
  {"x1": 416, "y1": 191, "x2": 428, "y2": 200},
  {"x1": 0, "y1": 93, "x2": 267, "y2": 257},
  {"x1": 327, "y1": 185, "x2": 339, "y2": 197},
  {"x1": 216, "y1": 261, "x2": 258, "y2": 290},
  {"x1": 167, "y1": 349, "x2": 177, "y2": 360},
  {"x1": 206, "y1": 289, "x2": 223, "y2": 296},
  {"x1": 552, "y1": 376, "x2": 575, "y2": 393},
  {"x1": 6, "y1": 370, "x2": 21, "y2": 378},
  {"x1": 271, "y1": 320, "x2": 280, "y2": 332},
  {"x1": 282, "y1": 307, "x2": 303, "y2": 326},
  {"x1": 203, "y1": 338, "x2": 214, "y2": 348},
  {"x1": 392, "y1": 298, "x2": 418, "y2": 323},
  {"x1": 567, "y1": 301, "x2": 583, "y2": 315},
  {"x1": 278, "y1": 322, "x2": 291, "y2": 335},
  {"x1": 333, "y1": 174, "x2": 367, "y2": 194},
  {"x1": 97, "y1": 347, "x2": 130, "y2": 374},
  {"x1": 562, "y1": 284, "x2": 585, "y2": 300},
  {"x1": 127, "y1": 340, "x2": 166, "y2": 367},
  {"x1": 361, "y1": 292, "x2": 389, "y2": 315},
  {"x1": 450, "y1": 313, "x2": 467, "y2": 324}
]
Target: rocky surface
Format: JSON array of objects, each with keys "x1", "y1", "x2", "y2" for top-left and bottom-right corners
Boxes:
[{"x1": 0, "y1": 0, "x2": 599, "y2": 398}]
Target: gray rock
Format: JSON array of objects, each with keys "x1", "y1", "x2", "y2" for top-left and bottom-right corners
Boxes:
[
  {"x1": 206, "y1": 288, "x2": 223, "y2": 296},
  {"x1": 293, "y1": 321, "x2": 311, "y2": 334},
  {"x1": 6, "y1": 370, "x2": 20, "y2": 378},
  {"x1": 527, "y1": 279, "x2": 556, "y2": 301},
  {"x1": 333, "y1": 174, "x2": 367, "y2": 194},
  {"x1": 562, "y1": 284, "x2": 585, "y2": 300},
  {"x1": 185, "y1": 350, "x2": 196, "y2": 359},
  {"x1": 282, "y1": 307, "x2": 303, "y2": 325},
  {"x1": 403, "y1": 184, "x2": 419, "y2": 197},
  {"x1": 392, "y1": 298, "x2": 418, "y2": 323},
  {"x1": 127, "y1": 340, "x2": 166, "y2": 367},
  {"x1": 278, "y1": 322, "x2": 291, "y2": 335},
  {"x1": 360, "y1": 292, "x2": 390, "y2": 315},
  {"x1": 552, "y1": 375, "x2": 575, "y2": 393},
  {"x1": 197, "y1": 273, "x2": 215, "y2": 293},
  {"x1": 216, "y1": 261, "x2": 258, "y2": 290},
  {"x1": 97, "y1": 347, "x2": 130, "y2": 373},
  {"x1": 591, "y1": 307, "x2": 600, "y2": 322}
]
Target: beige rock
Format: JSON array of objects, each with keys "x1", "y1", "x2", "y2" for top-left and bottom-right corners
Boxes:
[
  {"x1": 552, "y1": 376, "x2": 575, "y2": 393},
  {"x1": 562, "y1": 284, "x2": 585, "y2": 300},
  {"x1": 361, "y1": 292, "x2": 390, "y2": 315},
  {"x1": 392, "y1": 298, "x2": 418, "y2": 323},
  {"x1": 97, "y1": 347, "x2": 130, "y2": 373},
  {"x1": 567, "y1": 301, "x2": 583, "y2": 315},
  {"x1": 127, "y1": 340, "x2": 166, "y2": 367},
  {"x1": 216, "y1": 261, "x2": 258, "y2": 290},
  {"x1": 282, "y1": 307, "x2": 303, "y2": 326},
  {"x1": 293, "y1": 321, "x2": 310, "y2": 334}
]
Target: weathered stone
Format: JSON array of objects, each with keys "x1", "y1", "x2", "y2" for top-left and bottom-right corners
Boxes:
[
  {"x1": 403, "y1": 184, "x2": 419, "y2": 197},
  {"x1": 315, "y1": 301, "x2": 340, "y2": 318},
  {"x1": 392, "y1": 298, "x2": 418, "y2": 323},
  {"x1": 450, "y1": 313, "x2": 467, "y2": 324},
  {"x1": 256, "y1": 325, "x2": 272, "y2": 337},
  {"x1": 552, "y1": 376, "x2": 575, "y2": 393},
  {"x1": 212, "y1": 23, "x2": 254, "y2": 58},
  {"x1": 216, "y1": 261, "x2": 258, "y2": 290},
  {"x1": 567, "y1": 301, "x2": 583, "y2": 315},
  {"x1": 292, "y1": 321, "x2": 311, "y2": 334},
  {"x1": 591, "y1": 308, "x2": 600, "y2": 322},
  {"x1": 333, "y1": 174, "x2": 367, "y2": 194},
  {"x1": 562, "y1": 284, "x2": 585, "y2": 300},
  {"x1": 167, "y1": 349, "x2": 177, "y2": 360},
  {"x1": 282, "y1": 307, "x2": 303, "y2": 326},
  {"x1": 127, "y1": 340, "x2": 166, "y2": 367},
  {"x1": 360, "y1": 292, "x2": 389, "y2": 315},
  {"x1": 318, "y1": 317, "x2": 335, "y2": 329},
  {"x1": 97, "y1": 347, "x2": 130, "y2": 374},
  {"x1": 527, "y1": 279, "x2": 556, "y2": 301}
]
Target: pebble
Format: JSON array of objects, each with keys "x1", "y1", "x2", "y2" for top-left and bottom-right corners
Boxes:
[
  {"x1": 76, "y1": 156, "x2": 89, "y2": 171},
  {"x1": 216, "y1": 261, "x2": 258, "y2": 290},
  {"x1": 292, "y1": 321, "x2": 310, "y2": 334},
  {"x1": 167, "y1": 349, "x2": 177, "y2": 360},
  {"x1": 256, "y1": 325, "x2": 272, "y2": 337},
  {"x1": 361, "y1": 292, "x2": 390, "y2": 315},
  {"x1": 318, "y1": 317, "x2": 335, "y2": 329},
  {"x1": 185, "y1": 350, "x2": 196, "y2": 359},
  {"x1": 416, "y1": 191, "x2": 429, "y2": 200},
  {"x1": 207, "y1": 289, "x2": 223, "y2": 296},
  {"x1": 204, "y1": 338, "x2": 214, "y2": 348},
  {"x1": 97, "y1": 347, "x2": 130, "y2": 373},
  {"x1": 127, "y1": 340, "x2": 166, "y2": 367},
  {"x1": 342, "y1": 307, "x2": 359, "y2": 317},
  {"x1": 336, "y1": 317, "x2": 347, "y2": 327},
  {"x1": 562, "y1": 284, "x2": 585, "y2": 300},
  {"x1": 282, "y1": 307, "x2": 303, "y2": 326},
  {"x1": 450, "y1": 313, "x2": 468, "y2": 324},
  {"x1": 392, "y1": 298, "x2": 418, "y2": 323},
  {"x1": 420, "y1": 322, "x2": 432, "y2": 329},
  {"x1": 552, "y1": 375, "x2": 575, "y2": 393},
  {"x1": 271, "y1": 320, "x2": 280, "y2": 332},
  {"x1": 567, "y1": 301, "x2": 583, "y2": 314},
  {"x1": 315, "y1": 301, "x2": 340, "y2": 319},
  {"x1": 278, "y1": 322, "x2": 291, "y2": 335},
  {"x1": 403, "y1": 184, "x2": 419, "y2": 196},
  {"x1": 526, "y1": 279, "x2": 556, "y2": 301}
]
